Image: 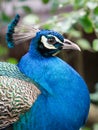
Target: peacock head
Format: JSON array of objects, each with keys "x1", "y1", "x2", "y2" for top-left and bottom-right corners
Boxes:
[
  {"x1": 6, "y1": 14, "x2": 80, "y2": 57},
  {"x1": 33, "y1": 30, "x2": 80, "y2": 57}
]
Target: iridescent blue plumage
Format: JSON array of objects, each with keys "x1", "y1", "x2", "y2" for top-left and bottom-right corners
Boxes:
[
  {"x1": 5, "y1": 15, "x2": 90, "y2": 130},
  {"x1": 13, "y1": 30, "x2": 90, "y2": 130}
]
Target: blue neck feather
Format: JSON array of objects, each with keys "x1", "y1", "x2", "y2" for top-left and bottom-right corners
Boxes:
[{"x1": 14, "y1": 38, "x2": 90, "y2": 130}]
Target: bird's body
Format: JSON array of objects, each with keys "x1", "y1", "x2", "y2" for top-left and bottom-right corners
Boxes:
[
  {"x1": 0, "y1": 14, "x2": 90, "y2": 130},
  {"x1": 14, "y1": 44, "x2": 90, "y2": 130}
]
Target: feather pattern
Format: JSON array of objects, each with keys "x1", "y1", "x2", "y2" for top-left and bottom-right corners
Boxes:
[
  {"x1": 0, "y1": 76, "x2": 40, "y2": 129},
  {"x1": 6, "y1": 14, "x2": 39, "y2": 48},
  {"x1": 0, "y1": 62, "x2": 33, "y2": 82},
  {"x1": 0, "y1": 62, "x2": 41, "y2": 129}
]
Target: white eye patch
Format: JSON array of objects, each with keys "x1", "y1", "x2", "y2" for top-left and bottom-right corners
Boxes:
[{"x1": 41, "y1": 35, "x2": 63, "y2": 49}]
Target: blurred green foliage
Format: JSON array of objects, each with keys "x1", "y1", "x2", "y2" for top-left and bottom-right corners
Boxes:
[
  {"x1": 0, "y1": 45, "x2": 8, "y2": 57},
  {"x1": 83, "y1": 127, "x2": 91, "y2": 130},
  {"x1": 91, "y1": 83, "x2": 98, "y2": 104},
  {"x1": 7, "y1": 58, "x2": 18, "y2": 64},
  {"x1": 0, "y1": 44, "x2": 18, "y2": 64}
]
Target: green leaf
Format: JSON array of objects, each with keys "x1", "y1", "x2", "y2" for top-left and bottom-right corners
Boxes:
[
  {"x1": 92, "y1": 39, "x2": 98, "y2": 51},
  {"x1": 79, "y1": 15, "x2": 93, "y2": 33},
  {"x1": 42, "y1": 23, "x2": 54, "y2": 30},
  {"x1": 68, "y1": 29, "x2": 82, "y2": 38},
  {"x1": 77, "y1": 38, "x2": 91, "y2": 50},
  {"x1": 74, "y1": 0, "x2": 87, "y2": 9},
  {"x1": 42, "y1": 0, "x2": 49, "y2": 4},
  {"x1": 22, "y1": 6, "x2": 32, "y2": 13},
  {"x1": 1, "y1": 12, "x2": 11, "y2": 22},
  {"x1": 7, "y1": 58, "x2": 18, "y2": 64},
  {"x1": 94, "y1": 6, "x2": 98, "y2": 15},
  {"x1": 0, "y1": 45, "x2": 8, "y2": 56}
]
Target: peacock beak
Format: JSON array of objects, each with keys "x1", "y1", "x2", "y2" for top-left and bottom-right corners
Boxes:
[{"x1": 62, "y1": 39, "x2": 81, "y2": 51}]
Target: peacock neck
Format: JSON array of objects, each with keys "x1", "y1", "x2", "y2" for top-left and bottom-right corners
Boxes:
[
  {"x1": 28, "y1": 36, "x2": 44, "y2": 59},
  {"x1": 18, "y1": 48, "x2": 55, "y2": 95},
  {"x1": 29, "y1": 46, "x2": 41, "y2": 59},
  {"x1": 18, "y1": 50, "x2": 71, "y2": 97}
]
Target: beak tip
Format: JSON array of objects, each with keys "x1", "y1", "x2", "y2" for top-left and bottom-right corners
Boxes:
[{"x1": 76, "y1": 46, "x2": 81, "y2": 51}]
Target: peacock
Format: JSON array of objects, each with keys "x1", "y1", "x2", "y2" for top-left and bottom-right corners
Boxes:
[{"x1": 0, "y1": 14, "x2": 90, "y2": 130}]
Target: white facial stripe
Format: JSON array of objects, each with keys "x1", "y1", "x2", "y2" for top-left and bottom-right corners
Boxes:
[
  {"x1": 41, "y1": 35, "x2": 63, "y2": 49},
  {"x1": 52, "y1": 35, "x2": 63, "y2": 44},
  {"x1": 41, "y1": 36, "x2": 56, "y2": 49}
]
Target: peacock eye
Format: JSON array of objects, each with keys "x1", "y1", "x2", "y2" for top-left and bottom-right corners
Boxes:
[{"x1": 47, "y1": 37, "x2": 56, "y2": 44}]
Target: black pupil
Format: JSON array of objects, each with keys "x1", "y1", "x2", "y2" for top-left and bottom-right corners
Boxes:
[{"x1": 47, "y1": 37, "x2": 56, "y2": 44}]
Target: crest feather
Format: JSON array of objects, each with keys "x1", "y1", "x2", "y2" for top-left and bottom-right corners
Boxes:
[{"x1": 6, "y1": 14, "x2": 40, "y2": 48}]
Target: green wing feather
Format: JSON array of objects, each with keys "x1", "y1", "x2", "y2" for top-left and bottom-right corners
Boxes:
[{"x1": 0, "y1": 62, "x2": 33, "y2": 82}]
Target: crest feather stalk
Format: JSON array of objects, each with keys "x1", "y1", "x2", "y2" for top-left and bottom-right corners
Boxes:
[{"x1": 6, "y1": 14, "x2": 40, "y2": 48}]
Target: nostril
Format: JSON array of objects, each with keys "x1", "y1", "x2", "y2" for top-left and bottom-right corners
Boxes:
[
  {"x1": 64, "y1": 39, "x2": 73, "y2": 45},
  {"x1": 65, "y1": 41, "x2": 71, "y2": 45}
]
